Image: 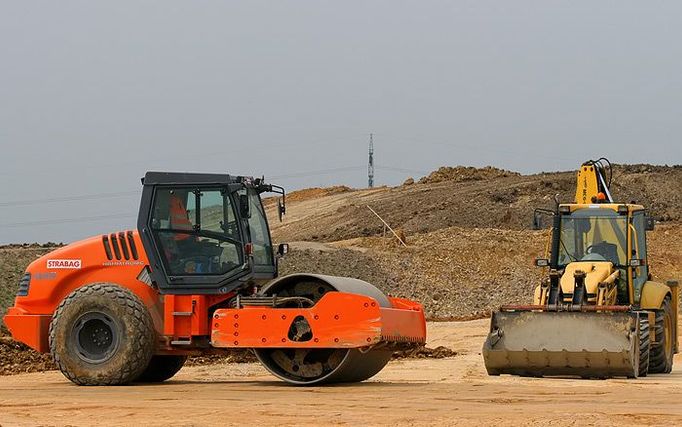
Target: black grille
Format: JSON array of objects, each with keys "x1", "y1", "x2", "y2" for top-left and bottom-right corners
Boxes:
[
  {"x1": 118, "y1": 232, "x2": 130, "y2": 260},
  {"x1": 126, "y1": 231, "x2": 139, "y2": 260},
  {"x1": 104, "y1": 230, "x2": 139, "y2": 262},
  {"x1": 110, "y1": 233, "x2": 122, "y2": 260},
  {"x1": 17, "y1": 273, "x2": 31, "y2": 296},
  {"x1": 102, "y1": 235, "x2": 113, "y2": 260}
]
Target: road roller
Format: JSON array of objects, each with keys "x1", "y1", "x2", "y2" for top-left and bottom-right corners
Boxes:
[{"x1": 3, "y1": 172, "x2": 426, "y2": 385}]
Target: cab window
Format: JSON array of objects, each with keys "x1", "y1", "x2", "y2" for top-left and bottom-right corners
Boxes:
[
  {"x1": 151, "y1": 188, "x2": 243, "y2": 276},
  {"x1": 237, "y1": 188, "x2": 274, "y2": 267},
  {"x1": 558, "y1": 208, "x2": 627, "y2": 266}
]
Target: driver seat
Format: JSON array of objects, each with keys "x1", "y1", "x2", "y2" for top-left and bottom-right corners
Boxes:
[{"x1": 169, "y1": 195, "x2": 192, "y2": 240}]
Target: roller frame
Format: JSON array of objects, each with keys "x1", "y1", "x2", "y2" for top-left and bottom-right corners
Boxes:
[{"x1": 211, "y1": 291, "x2": 426, "y2": 349}]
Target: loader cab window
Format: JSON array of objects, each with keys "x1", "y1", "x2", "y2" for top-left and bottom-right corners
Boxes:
[
  {"x1": 151, "y1": 188, "x2": 243, "y2": 276},
  {"x1": 557, "y1": 209, "x2": 627, "y2": 267}
]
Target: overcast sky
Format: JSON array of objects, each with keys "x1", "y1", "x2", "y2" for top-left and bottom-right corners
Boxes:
[{"x1": 1, "y1": 1, "x2": 681, "y2": 244}]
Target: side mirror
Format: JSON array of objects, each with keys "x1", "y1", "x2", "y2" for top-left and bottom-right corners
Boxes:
[
  {"x1": 532, "y1": 212, "x2": 543, "y2": 230},
  {"x1": 629, "y1": 258, "x2": 643, "y2": 267},
  {"x1": 239, "y1": 194, "x2": 250, "y2": 218},
  {"x1": 277, "y1": 198, "x2": 286, "y2": 222},
  {"x1": 277, "y1": 243, "x2": 289, "y2": 257},
  {"x1": 534, "y1": 258, "x2": 550, "y2": 267},
  {"x1": 645, "y1": 216, "x2": 655, "y2": 231},
  {"x1": 532, "y1": 208, "x2": 554, "y2": 230}
]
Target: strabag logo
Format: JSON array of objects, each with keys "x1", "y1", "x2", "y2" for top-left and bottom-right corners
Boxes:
[{"x1": 47, "y1": 259, "x2": 82, "y2": 269}]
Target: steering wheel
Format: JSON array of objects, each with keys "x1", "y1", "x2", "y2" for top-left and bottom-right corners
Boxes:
[
  {"x1": 581, "y1": 245, "x2": 607, "y2": 261},
  {"x1": 580, "y1": 253, "x2": 607, "y2": 262}
]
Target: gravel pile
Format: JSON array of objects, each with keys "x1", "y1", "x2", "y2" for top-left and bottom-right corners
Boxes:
[
  {"x1": 269, "y1": 165, "x2": 682, "y2": 243},
  {"x1": 0, "y1": 337, "x2": 54, "y2": 375},
  {"x1": 418, "y1": 166, "x2": 519, "y2": 184}
]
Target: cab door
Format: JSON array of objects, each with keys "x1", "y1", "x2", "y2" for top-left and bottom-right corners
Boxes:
[
  {"x1": 630, "y1": 211, "x2": 649, "y2": 303},
  {"x1": 144, "y1": 185, "x2": 248, "y2": 294}
]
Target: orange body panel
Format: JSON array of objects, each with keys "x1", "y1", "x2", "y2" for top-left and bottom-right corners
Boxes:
[
  {"x1": 381, "y1": 297, "x2": 427, "y2": 344},
  {"x1": 163, "y1": 294, "x2": 232, "y2": 339},
  {"x1": 3, "y1": 230, "x2": 164, "y2": 352},
  {"x1": 3, "y1": 309, "x2": 52, "y2": 352},
  {"x1": 211, "y1": 292, "x2": 426, "y2": 348}
]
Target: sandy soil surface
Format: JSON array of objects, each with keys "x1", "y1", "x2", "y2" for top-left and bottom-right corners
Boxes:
[{"x1": 2, "y1": 320, "x2": 681, "y2": 427}]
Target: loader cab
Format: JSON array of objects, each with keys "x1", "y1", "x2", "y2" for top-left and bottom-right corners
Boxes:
[
  {"x1": 554, "y1": 203, "x2": 650, "y2": 304},
  {"x1": 137, "y1": 172, "x2": 280, "y2": 295}
]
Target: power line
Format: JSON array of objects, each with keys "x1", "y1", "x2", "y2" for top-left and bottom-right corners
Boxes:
[
  {"x1": 0, "y1": 191, "x2": 139, "y2": 208},
  {"x1": 0, "y1": 213, "x2": 136, "y2": 228},
  {"x1": 375, "y1": 165, "x2": 429, "y2": 175},
  {"x1": 270, "y1": 166, "x2": 366, "y2": 180},
  {"x1": 0, "y1": 165, "x2": 425, "y2": 207}
]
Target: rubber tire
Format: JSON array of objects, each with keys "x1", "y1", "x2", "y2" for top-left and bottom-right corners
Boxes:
[
  {"x1": 49, "y1": 283, "x2": 155, "y2": 386},
  {"x1": 638, "y1": 317, "x2": 650, "y2": 378},
  {"x1": 136, "y1": 355, "x2": 187, "y2": 383},
  {"x1": 649, "y1": 298, "x2": 674, "y2": 374}
]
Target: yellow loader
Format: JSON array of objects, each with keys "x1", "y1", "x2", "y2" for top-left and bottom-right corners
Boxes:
[{"x1": 483, "y1": 158, "x2": 678, "y2": 378}]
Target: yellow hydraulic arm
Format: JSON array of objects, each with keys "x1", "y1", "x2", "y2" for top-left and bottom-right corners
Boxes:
[{"x1": 575, "y1": 158, "x2": 613, "y2": 204}]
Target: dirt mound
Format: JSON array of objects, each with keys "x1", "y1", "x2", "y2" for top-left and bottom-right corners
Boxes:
[
  {"x1": 269, "y1": 164, "x2": 682, "y2": 243},
  {"x1": 279, "y1": 223, "x2": 681, "y2": 319},
  {"x1": 393, "y1": 345, "x2": 457, "y2": 359},
  {"x1": 287, "y1": 186, "x2": 353, "y2": 203},
  {"x1": 0, "y1": 337, "x2": 55, "y2": 375},
  {"x1": 418, "y1": 166, "x2": 519, "y2": 184},
  {"x1": 186, "y1": 350, "x2": 258, "y2": 366}
]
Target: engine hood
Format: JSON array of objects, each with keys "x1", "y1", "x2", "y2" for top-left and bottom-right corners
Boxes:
[{"x1": 560, "y1": 261, "x2": 614, "y2": 298}]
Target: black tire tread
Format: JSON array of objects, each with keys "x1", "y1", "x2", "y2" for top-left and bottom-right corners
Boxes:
[
  {"x1": 638, "y1": 317, "x2": 650, "y2": 377},
  {"x1": 649, "y1": 297, "x2": 674, "y2": 374},
  {"x1": 136, "y1": 355, "x2": 187, "y2": 383}
]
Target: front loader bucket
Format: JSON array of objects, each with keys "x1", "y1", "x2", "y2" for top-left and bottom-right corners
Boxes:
[{"x1": 483, "y1": 310, "x2": 641, "y2": 378}]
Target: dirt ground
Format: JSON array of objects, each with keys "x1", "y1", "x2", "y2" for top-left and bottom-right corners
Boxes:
[{"x1": 2, "y1": 320, "x2": 682, "y2": 427}]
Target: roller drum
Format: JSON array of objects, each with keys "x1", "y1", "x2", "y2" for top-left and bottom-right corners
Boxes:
[{"x1": 254, "y1": 274, "x2": 393, "y2": 385}]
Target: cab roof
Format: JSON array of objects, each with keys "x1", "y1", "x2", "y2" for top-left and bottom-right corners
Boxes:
[
  {"x1": 559, "y1": 203, "x2": 645, "y2": 213},
  {"x1": 142, "y1": 172, "x2": 254, "y2": 186}
]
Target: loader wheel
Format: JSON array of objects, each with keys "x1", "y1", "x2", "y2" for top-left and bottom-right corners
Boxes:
[
  {"x1": 254, "y1": 278, "x2": 393, "y2": 385},
  {"x1": 638, "y1": 317, "x2": 650, "y2": 377},
  {"x1": 136, "y1": 355, "x2": 187, "y2": 383},
  {"x1": 649, "y1": 297, "x2": 674, "y2": 374},
  {"x1": 49, "y1": 283, "x2": 155, "y2": 386}
]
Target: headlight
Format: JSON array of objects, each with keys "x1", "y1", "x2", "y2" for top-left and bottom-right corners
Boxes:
[{"x1": 16, "y1": 273, "x2": 31, "y2": 296}]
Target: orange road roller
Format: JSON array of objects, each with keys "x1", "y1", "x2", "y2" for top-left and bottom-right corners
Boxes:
[{"x1": 4, "y1": 172, "x2": 426, "y2": 385}]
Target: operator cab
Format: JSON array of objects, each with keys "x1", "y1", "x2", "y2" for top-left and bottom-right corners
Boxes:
[
  {"x1": 553, "y1": 204, "x2": 650, "y2": 304},
  {"x1": 138, "y1": 172, "x2": 284, "y2": 295}
]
